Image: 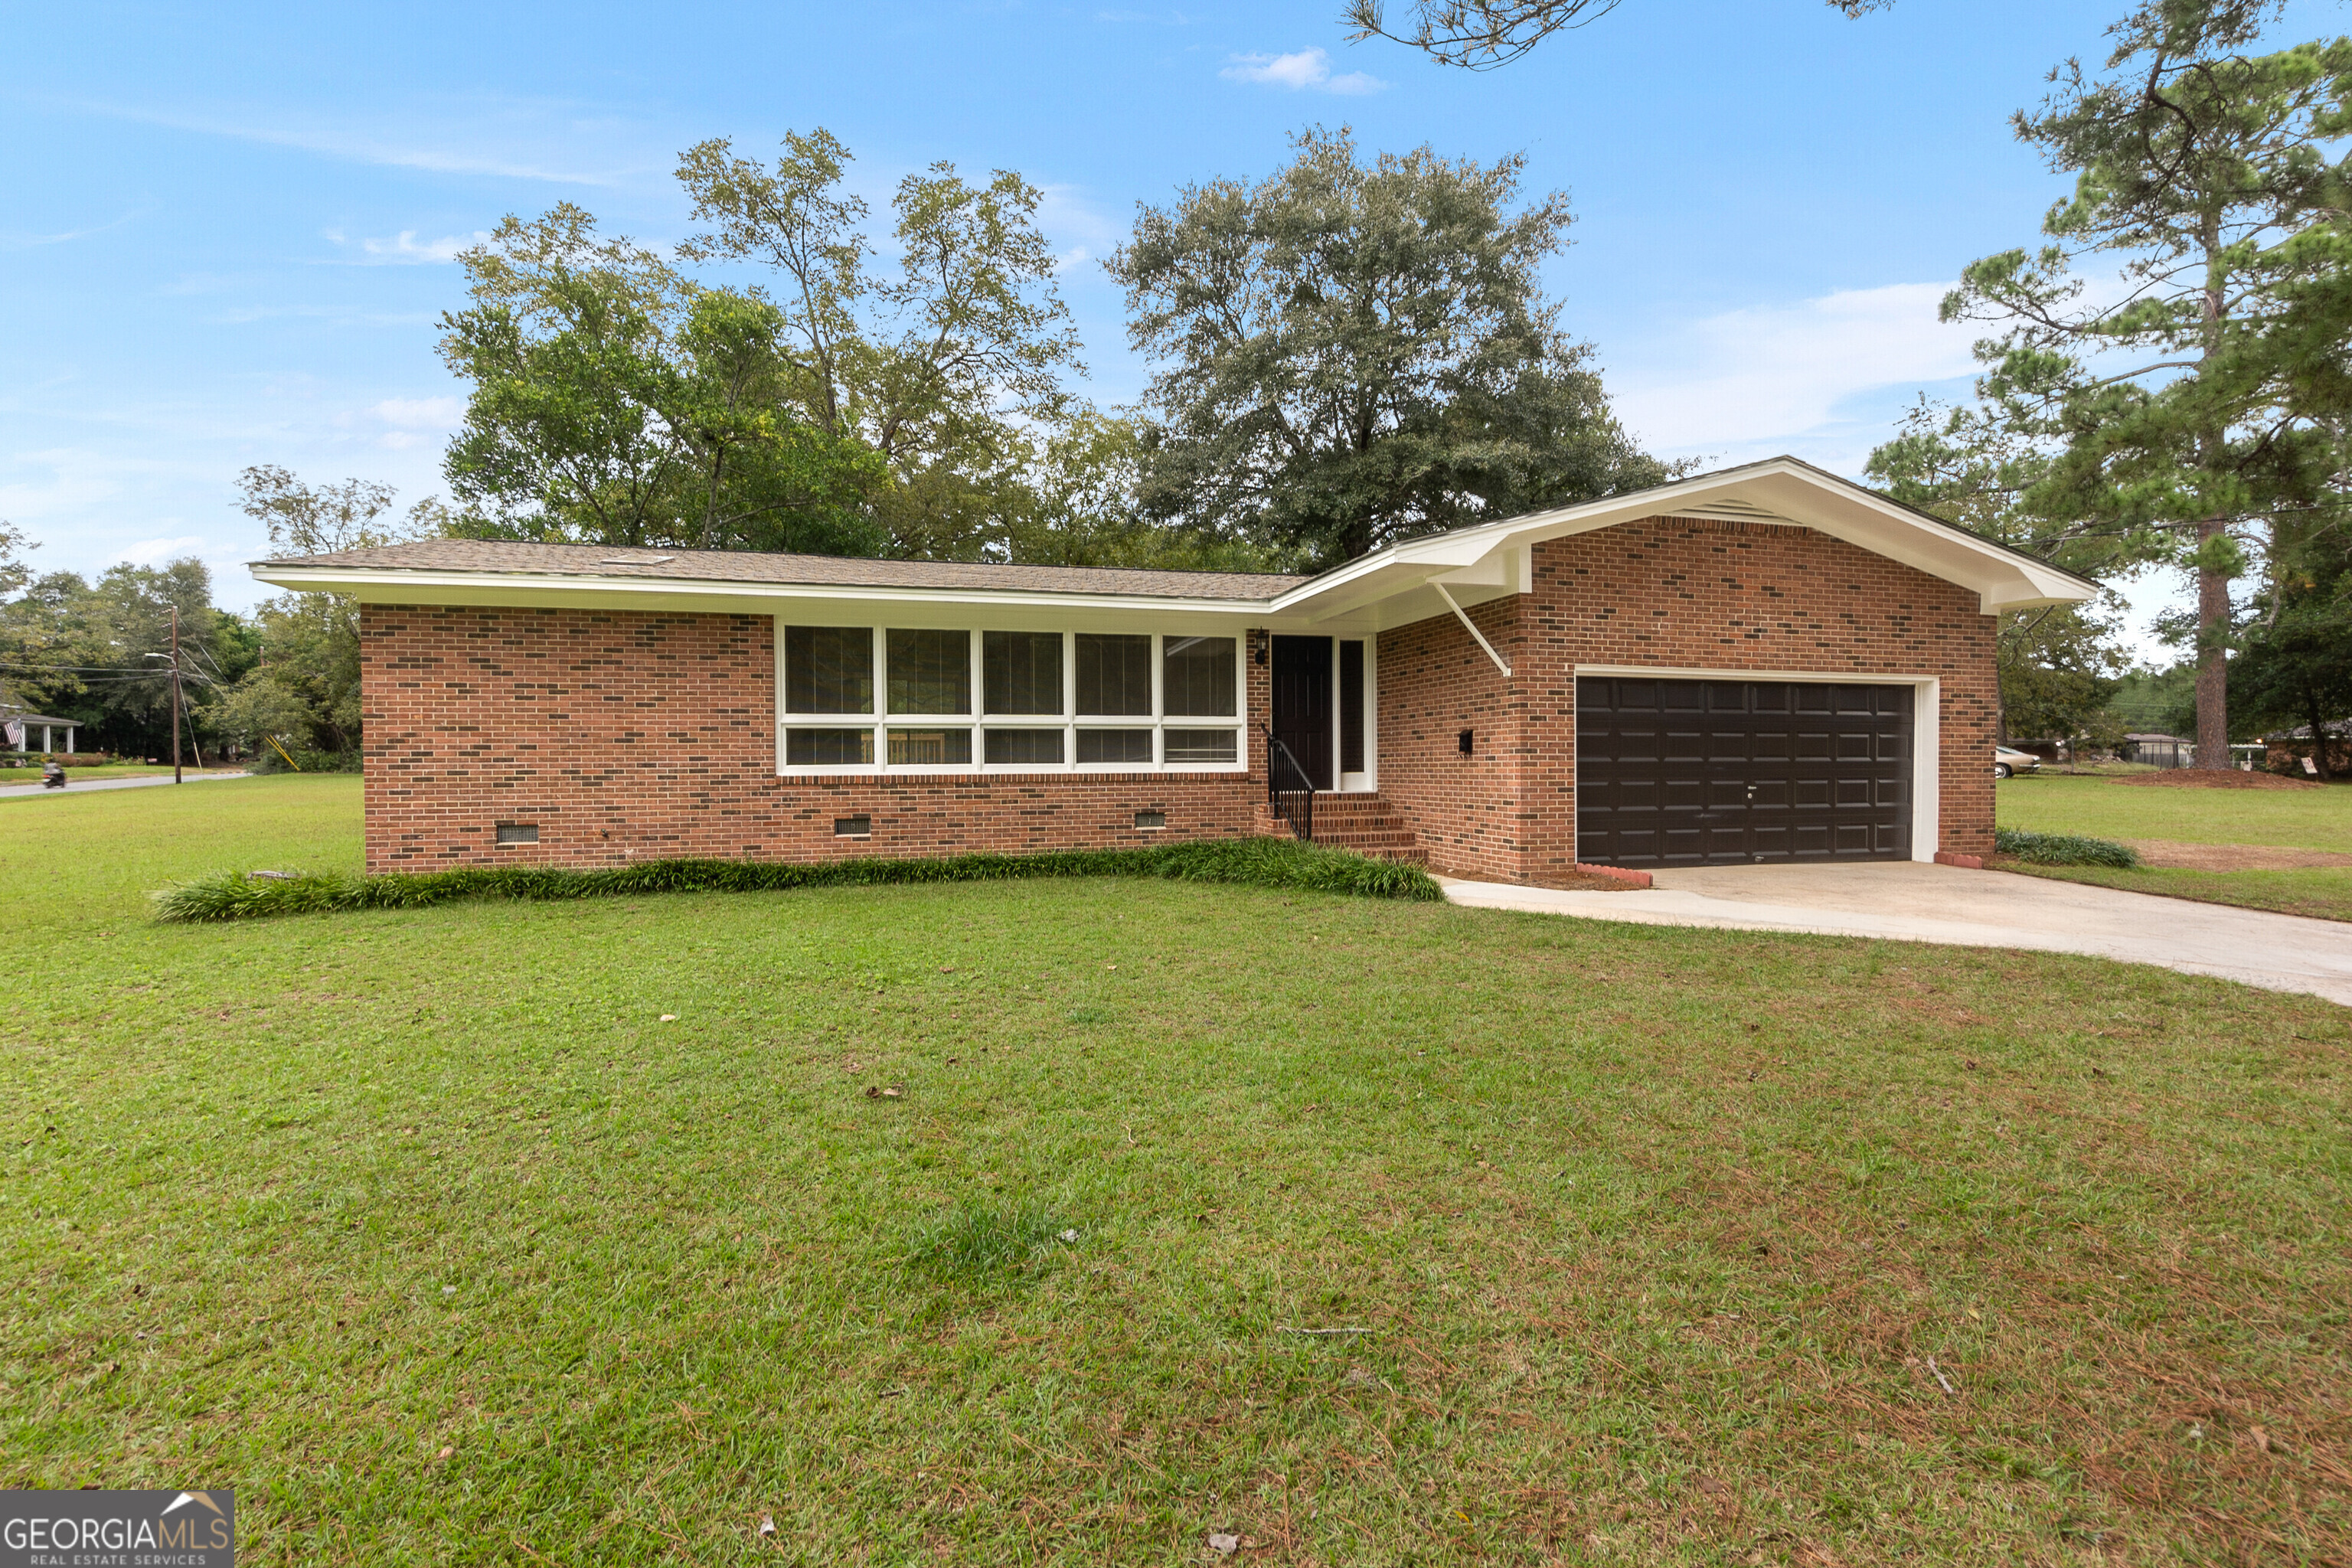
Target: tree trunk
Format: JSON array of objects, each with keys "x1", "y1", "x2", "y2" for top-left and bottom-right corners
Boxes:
[
  {"x1": 2191, "y1": 234, "x2": 2232, "y2": 773},
  {"x1": 2305, "y1": 679, "x2": 2335, "y2": 782},
  {"x1": 2194, "y1": 517, "x2": 2232, "y2": 770}
]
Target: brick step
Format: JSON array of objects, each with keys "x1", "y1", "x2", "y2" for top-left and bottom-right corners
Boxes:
[{"x1": 1255, "y1": 791, "x2": 1423, "y2": 863}]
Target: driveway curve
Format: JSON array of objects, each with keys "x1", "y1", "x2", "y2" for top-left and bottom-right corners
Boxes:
[{"x1": 1439, "y1": 861, "x2": 2352, "y2": 1006}]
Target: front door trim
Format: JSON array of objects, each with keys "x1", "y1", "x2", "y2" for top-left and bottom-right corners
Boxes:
[{"x1": 1573, "y1": 664, "x2": 1942, "y2": 864}]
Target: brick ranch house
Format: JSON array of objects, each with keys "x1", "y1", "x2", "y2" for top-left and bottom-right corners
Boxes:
[{"x1": 252, "y1": 458, "x2": 2095, "y2": 886}]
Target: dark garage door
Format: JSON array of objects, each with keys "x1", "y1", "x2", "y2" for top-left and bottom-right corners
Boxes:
[{"x1": 1576, "y1": 677, "x2": 1913, "y2": 867}]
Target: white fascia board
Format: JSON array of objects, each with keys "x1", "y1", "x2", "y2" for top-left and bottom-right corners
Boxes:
[
  {"x1": 1268, "y1": 458, "x2": 2099, "y2": 619},
  {"x1": 247, "y1": 565, "x2": 1282, "y2": 622}
]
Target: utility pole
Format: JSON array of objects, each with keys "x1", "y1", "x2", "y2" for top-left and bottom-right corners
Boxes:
[{"x1": 171, "y1": 603, "x2": 183, "y2": 785}]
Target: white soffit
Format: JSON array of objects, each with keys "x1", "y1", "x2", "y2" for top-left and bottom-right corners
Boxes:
[{"x1": 1270, "y1": 458, "x2": 2097, "y2": 617}]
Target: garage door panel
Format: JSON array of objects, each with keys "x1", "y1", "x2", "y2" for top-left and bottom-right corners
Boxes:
[{"x1": 1577, "y1": 675, "x2": 1912, "y2": 868}]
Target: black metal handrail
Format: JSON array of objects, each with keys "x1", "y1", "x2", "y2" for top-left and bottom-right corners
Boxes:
[{"x1": 1262, "y1": 724, "x2": 1315, "y2": 844}]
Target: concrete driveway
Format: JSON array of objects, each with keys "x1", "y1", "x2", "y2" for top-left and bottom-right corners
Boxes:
[{"x1": 1440, "y1": 861, "x2": 2352, "y2": 1006}]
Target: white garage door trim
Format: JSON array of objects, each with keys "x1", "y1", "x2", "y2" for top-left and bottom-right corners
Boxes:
[{"x1": 1572, "y1": 664, "x2": 1942, "y2": 864}]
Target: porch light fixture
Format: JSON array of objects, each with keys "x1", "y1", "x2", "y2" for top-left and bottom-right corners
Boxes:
[{"x1": 1458, "y1": 729, "x2": 1474, "y2": 756}]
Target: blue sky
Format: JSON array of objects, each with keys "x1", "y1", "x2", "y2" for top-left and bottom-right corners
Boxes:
[{"x1": 6, "y1": 0, "x2": 2335, "y2": 645}]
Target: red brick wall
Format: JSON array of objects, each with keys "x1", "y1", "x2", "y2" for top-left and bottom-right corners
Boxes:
[
  {"x1": 1375, "y1": 517, "x2": 1999, "y2": 884},
  {"x1": 360, "y1": 606, "x2": 1270, "y2": 872}
]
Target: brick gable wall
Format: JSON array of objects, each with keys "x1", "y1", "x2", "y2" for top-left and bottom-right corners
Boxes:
[
  {"x1": 360, "y1": 605, "x2": 1269, "y2": 872},
  {"x1": 1374, "y1": 517, "x2": 1998, "y2": 884}
]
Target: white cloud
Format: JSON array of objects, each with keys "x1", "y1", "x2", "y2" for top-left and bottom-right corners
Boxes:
[
  {"x1": 1609, "y1": 282, "x2": 1978, "y2": 463},
  {"x1": 1221, "y1": 47, "x2": 1387, "y2": 95},
  {"x1": 373, "y1": 397, "x2": 462, "y2": 428},
  {"x1": 369, "y1": 396, "x2": 463, "y2": 450},
  {"x1": 0, "y1": 207, "x2": 145, "y2": 252},
  {"x1": 0, "y1": 447, "x2": 136, "y2": 521},
  {"x1": 114, "y1": 534, "x2": 206, "y2": 567},
  {"x1": 326, "y1": 228, "x2": 491, "y2": 264},
  {"x1": 51, "y1": 95, "x2": 651, "y2": 187}
]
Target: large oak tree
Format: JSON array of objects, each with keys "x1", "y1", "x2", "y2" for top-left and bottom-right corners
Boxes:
[{"x1": 1111, "y1": 126, "x2": 1673, "y2": 572}]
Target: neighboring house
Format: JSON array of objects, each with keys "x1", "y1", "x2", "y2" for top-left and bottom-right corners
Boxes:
[
  {"x1": 250, "y1": 457, "x2": 2096, "y2": 885},
  {"x1": 2263, "y1": 720, "x2": 2350, "y2": 778},
  {"x1": 2, "y1": 700, "x2": 79, "y2": 756}
]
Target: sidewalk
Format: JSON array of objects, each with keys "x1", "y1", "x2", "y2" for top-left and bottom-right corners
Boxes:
[{"x1": 0, "y1": 771, "x2": 253, "y2": 801}]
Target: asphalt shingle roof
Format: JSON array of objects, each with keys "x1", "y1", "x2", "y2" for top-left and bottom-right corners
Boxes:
[{"x1": 256, "y1": 540, "x2": 1311, "y2": 602}]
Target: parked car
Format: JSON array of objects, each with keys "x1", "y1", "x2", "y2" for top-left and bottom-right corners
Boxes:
[{"x1": 1994, "y1": 746, "x2": 2041, "y2": 779}]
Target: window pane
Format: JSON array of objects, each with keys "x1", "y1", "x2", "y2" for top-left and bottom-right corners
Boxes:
[
  {"x1": 1162, "y1": 635, "x2": 1236, "y2": 717},
  {"x1": 785, "y1": 727, "x2": 874, "y2": 766},
  {"x1": 1076, "y1": 728, "x2": 1152, "y2": 764},
  {"x1": 887, "y1": 629, "x2": 970, "y2": 714},
  {"x1": 984, "y1": 727, "x2": 1064, "y2": 765},
  {"x1": 886, "y1": 727, "x2": 972, "y2": 766},
  {"x1": 983, "y1": 631, "x2": 1063, "y2": 714},
  {"x1": 1165, "y1": 728, "x2": 1238, "y2": 764},
  {"x1": 783, "y1": 626, "x2": 873, "y2": 714},
  {"x1": 1075, "y1": 633, "x2": 1152, "y2": 715}
]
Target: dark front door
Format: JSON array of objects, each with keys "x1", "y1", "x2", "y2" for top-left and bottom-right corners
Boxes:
[
  {"x1": 1576, "y1": 677, "x2": 1913, "y2": 867},
  {"x1": 1272, "y1": 635, "x2": 1334, "y2": 791}
]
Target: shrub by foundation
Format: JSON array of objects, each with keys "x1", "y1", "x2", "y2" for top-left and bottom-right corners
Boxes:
[
  {"x1": 152, "y1": 838, "x2": 1443, "y2": 923},
  {"x1": 1993, "y1": 828, "x2": 2141, "y2": 868}
]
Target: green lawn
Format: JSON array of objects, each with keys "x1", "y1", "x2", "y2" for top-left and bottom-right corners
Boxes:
[
  {"x1": 6, "y1": 777, "x2": 2349, "y2": 1564},
  {"x1": 1998, "y1": 773, "x2": 2352, "y2": 852},
  {"x1": 1996, "y1": 774, "x2": 2352, "y2": 921}
]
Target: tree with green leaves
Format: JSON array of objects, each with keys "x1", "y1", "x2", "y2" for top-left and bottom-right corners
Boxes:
[
  {"x1": 1939, "y1": 0, "x2": 2352, "y2": 769},
  {"x1": 1110, "y1": 126, "x2": 1673, "y2": 571},
  {"x1": 675, "y1": 131, "x2": 1083, "y2": 559},
  {"x1": 2229, "y1": 512, "x2": 2352, "y2": 776},
  {"x1": 220, "y1": 467, "x2": 446, "y2": 763},
  {"x1": 1867, "y1": 397, "x2": 2133, "y2": 748},
  {"x1": 439, "y1": 206, "x2": 884, "y2": 556},
  {"x1": 0, "y1": 520, "x2": 31, "y2": 598},
  {"x1": 0, "y1": 558, "x2": 246, "y2": 760},
  {"x1": 1344, "y1": 0, "x2": 1888, "y2": 70}
]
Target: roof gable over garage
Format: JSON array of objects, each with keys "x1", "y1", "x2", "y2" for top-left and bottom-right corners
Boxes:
[{"x1": 1269, "y1": 456, "x2": 2097, "y2": 632}]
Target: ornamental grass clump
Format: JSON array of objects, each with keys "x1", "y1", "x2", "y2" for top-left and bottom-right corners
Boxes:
[
  {"x1": 151, "y1": 838, "x2": 1442, "y2": 923},
  {"x1": 1993, "y1": 828, "x2": 2141, "y2": 868}
]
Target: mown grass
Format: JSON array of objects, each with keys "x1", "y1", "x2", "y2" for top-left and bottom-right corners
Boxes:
[
  {"x1": 1998, "y1": 773, "x2": 2352, "y2": 852},
  {"x1": 4, "y1": 776, "x2": 2349, "y2": 1564},
  {"x1": 1998, "y1": 861, "x2": 2352, "y2": 923},
  {"x1": 1998, "y1": 774, "x2": 2352, "y2": 920}
]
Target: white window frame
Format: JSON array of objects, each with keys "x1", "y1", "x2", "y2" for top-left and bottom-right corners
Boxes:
[{"x1": 776, "y1": 624, "x2": 1248, "y2": 777}]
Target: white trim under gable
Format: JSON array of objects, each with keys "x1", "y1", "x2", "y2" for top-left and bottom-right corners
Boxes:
[{"x1": 1268, "y1": 457, "x2": 2096, "y2": 627}]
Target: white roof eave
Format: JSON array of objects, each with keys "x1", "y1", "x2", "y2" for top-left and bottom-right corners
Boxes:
[{"x1": 1268, "y1": 458, "x2": 2098, "y2": 619}]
